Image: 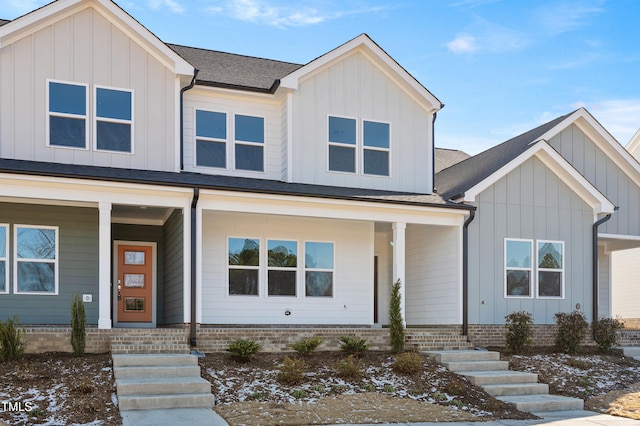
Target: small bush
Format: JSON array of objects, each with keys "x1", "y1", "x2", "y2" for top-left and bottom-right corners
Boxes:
[
  {"x1": 448, "y1": 399, "x2": 464, "y2": 408},
  {"x1": 362, "y1": 383, "x2": 376, "y2": 392},
  {"x1": 382, "y1": 384, "x2": 395, "y2": 393},
  {"x1": 504, "y1": 311, "x2": 533, "y2": 354},
  {"x1": 554, "y1": 310, "x2": 589, "y2": 354},
  {"x1": 0, "y1": 315, "x2": 26, "y2": 361},
  {"x1": 335, "y1": 354, "x2": 364, "y2": 379},
  {"x1": 290, "y1": 336, "x2": 323, "y2": 355},
  {"x1": 389, "y1": 279, "x2": 405, "y2": 353},
  {"x1": 71, "y1": 378, "x2": 95, "y2": 395},
  {"x1": 593, "y1": 317, "x2": 624, "y2": 353},
  {"x1": 444, "y1": 379, "x2": 467, "y2": 396},
  {"x1": 71, "y1": 293, "x2": 86, "y2": 356},
  {"x1": 277, "y1": 356, "x2": 306, "y2": 384},
  {"x1": 566, "y1": 358, "x2": 591, "y2": 370},
  {"x1": 339, "y1": 335, "x2": 369, "y2": 356},
  {"x1": 432, "y1": 391, "x2": 447, "y2": 402},
  {"x1": 226, "y1": 338, "x2": 262, "y2": 363},
  {"x1": 291, "y1": 389, "x2": 307, "y2": 399},
  {"x1": 392, "y1": 351, "x2": 423, "y2": 374}
]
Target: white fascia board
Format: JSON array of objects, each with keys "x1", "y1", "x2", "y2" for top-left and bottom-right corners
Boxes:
[
  {"x1": 539, "y1": 108, "x2": 640, "y2": 188},
  {"x1": 625, "y1": 128, "x2": 640, "y2": 158},
  {"x1": 280, "y1": 34, "x2": 441, "y2": 113},
  {"x1": 198, "y1": 189, "x2": 469, "y2": 226},
  {"x1": 0, "y1": 0, "x2": 194, "y2": 77},
  {"x1": 463, "y1": 141, "x2": 615, "y2": 214}
]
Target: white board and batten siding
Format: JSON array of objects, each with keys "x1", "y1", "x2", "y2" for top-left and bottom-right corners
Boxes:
[
  {"x1": 0, "y1": 7, "x2": 178, "y2": 171},
  {"x1": 290, "y1": 51, "x2": 433, "y2": 193},
  {"x1": 468, "y1": 156, "x2": 594, "y2": 324},
  {"x1": 406, "y1": 225, "x2": 461, "y2": 325},
  {"x1": 200, "y1": 211, "x2": 374, "y2": 325},
  {"x1": 611, "y1": 247, "x2": 640, "y2": 319},
  {"x1": 182, "y1": 89, "x2": 284, "y2": 180}
]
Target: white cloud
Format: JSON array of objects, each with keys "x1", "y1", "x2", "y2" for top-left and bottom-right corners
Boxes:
[
  {"x1": 446, "y1": 34, "x2": 477, "y2": 53},
  {"x1": 574, "y1": 99, "x2": 640, "y2": 144},
  {"x1": 148, "y1": 0, "x2": 185, "y2": 14},
  {"x1": 534, "y1": 1, "x2": 604, "y2": 35},
  {"x1": 446, "y1": 18, "x2": 528, "y2": 55}
]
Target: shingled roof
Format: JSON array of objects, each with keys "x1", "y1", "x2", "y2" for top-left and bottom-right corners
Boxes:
[
  {"x1": 0, "y1": 19, "x2": 9, "y2": 26},
  {"x1": 434, "y1": 111, "x2": 575, "y2": 200},
  {"x1": 168, "y1": 44, "x2": 302, "y2": 92},
  {"x1": 434, "y1": 148, "x2": 470, "y2": 173}
]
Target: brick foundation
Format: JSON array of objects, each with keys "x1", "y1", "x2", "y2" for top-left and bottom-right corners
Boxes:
[
  {"x1": 467, "y1": 324, "x2": 596, "y2": 348},
  {"x1": 621, "y1": 318, "x2": 640, "y2": 329}
]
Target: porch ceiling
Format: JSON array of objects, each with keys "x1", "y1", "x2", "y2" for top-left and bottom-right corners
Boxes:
[
  {"x1": 600, "y1": 235, "x2": 640, "y2": 252},
  {"x1": 112, "y1": 205, "x2": 175, "y2": 225}
]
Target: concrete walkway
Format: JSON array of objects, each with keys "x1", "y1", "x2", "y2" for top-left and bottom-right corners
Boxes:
[{"x1": 121, "y1": 409, "x2": 640, "y2": 425}]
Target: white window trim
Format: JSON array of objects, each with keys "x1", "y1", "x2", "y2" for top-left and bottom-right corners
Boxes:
[
  {"x1": 233, "y1": 114, "x2": 266, "y2": 173},
  {"x1": 13, "y1": 225, "x2": 59, "y2": 296},
  {"x1": 93, "y1": 84, "x2": 135, "y2": 154},
  {"x1": 46, "y1": 79, "x2": 89, "y2": 151},
  {"x1": 537, "y1": 239, "x2": 565, "y2": 299},
  {"x1": 327, "y1": 114, "x2": 359, "y2": 175},
  {"x1": 194, "y1": 108, "x2": 229, "y2": 170},
  {"x1": 226, "y1": 236, "x2": 261, "y2": 297},
  {"x1": 266, "y1": 239, "x2": 298, "y2": 298},
  {"x1": 504, "y1": 238, "x2": 534, "y2": 299},
  {"x1": 303, "y1": 240, "x2": 335, "y2": 299},
  {"x1": 0, "y1": 224, "x2": 8, "y2": 294},
  {"x1": 362, "y1": 118, "x2": 392, "y2": 178}
]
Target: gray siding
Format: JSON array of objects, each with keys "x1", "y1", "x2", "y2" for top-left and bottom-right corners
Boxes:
[
  {"x1": 0, "y1": 203, "x2": 98, "y2": 325},
  {"x1": 549, "y1": 125, "x2": 640, "y2": 236},
  {"x1": 468, "y1": 156, "x2": 594, "y2": 324},
  {"x1": 162, "y1": 209, "x2": 184, "y2": 325}
]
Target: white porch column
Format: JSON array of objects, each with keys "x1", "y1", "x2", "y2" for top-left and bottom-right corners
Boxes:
[
  {"x1": 182, "y1": 202, "x2": 191, "y2": 324},
  {"x1": 98, "y1": 202, "x2": 112, "y2": 329},
  {"x1": 392, "y1": 222, "x2": 407, "y2": 325}
]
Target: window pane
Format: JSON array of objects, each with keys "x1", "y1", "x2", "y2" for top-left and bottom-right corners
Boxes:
[
  {"x1": 0, "y1": 227, "x2": 6, "y2": 257},
  {"x1": 196, "y1": 140, "x2": 226, "y2": 168},
  {"x1": 228, "y1": 238, "x2": 259, "y2": 266},
  {"x1": 50, "y1": 116, "x2": 86, "y2": 148},
  {"x1": 17, "y1": 228, "x2": 56, "y2": 259},
  {"x1": 268, "y1": 270, "x2": 296, "y2": 296},
  {"x1": 363, "y1": 121, "x2": 389, "y2": 148},
  {"x1": 96, "y1": 88, "x2": 132, "y2": 120},
  {"x1": 506, "y1": 270, "x2": 530, "y2": 296},
  {"x1": 305, "y1": 271, "x2": 333, "y2": 297},
  {"x1": 0, "y1": 262, "x2": 5, "y2": 292},
  {"x1": 124, "y1": 297, "x2": 145, "y2": 312},
  {"x1": 506, "y1": 240, "x2": 532, "y2": 268},
  {"x1": 539, "y1": 271, "x2": 562, "y2": 297},
  {"x1": 538, "y1": 242, "x2": 562, "y2": 268},
  {"x1": 124, "y1": 251, "x2": 145, "y2": 265},
  {"x1": 97, "y1": 121, "x2": 132, "y2": 152},
  {"x1": 17, "y1": 262, "x2": 55, "y2": 293},
  {"x1": 268, "y1": 240, "x2": 297, "y2": 267},
  {"x1": 235, "y1": 115, "x2": 264, "y2": 143},
  {"x1": 196, "y1": 110, "x2": 226, "y2": 139},
  {"x1": 229, "y1": 269, "x2": 258, "y2": 295},
  {"x1": 329, "y1": 117, "x2": 356, "y2": 145},
  {"x1": 235, "y1": 144, "x2": 264, "y2": 171},
  {"x1": 363, "y1": 149, "x2": 389, "y2": 176},
  {"x1": 305, "y1": 242, "x2": 333, "y2": 269},
  {"x1": 329, "y1": 145, "x2": 355, "y2": 173},
  {"x1": 49, "y1": 82, "x2": 85, "y2": 115}
]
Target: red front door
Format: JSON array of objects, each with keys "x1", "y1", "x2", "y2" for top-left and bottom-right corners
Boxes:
[{"x1": 117, "y1": 245, "x2": 153, "y2": 323}]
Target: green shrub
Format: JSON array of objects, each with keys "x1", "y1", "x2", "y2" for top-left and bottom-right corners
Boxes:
[
  {"x1": 389, "y1": 279, "x2": 405, "y2": 353},
  {"x1": 392, "y1": 351, "x2": 423, "y2": 374},
  {"x1": 554, "y1": 310, "x2": 589, "y2": 354},
  {"x1": 335, "y1": 354, "x2": 364, "y2": 379},
  {"x1": 593, "y1": 317, "x2": 624, "y2": 353},
  {"x1": 504, "y1": 311, "x2": 533, "y2": 354},
  {"x1": 71, "y1": 293, "x2": 86, "y2": 356},
  {"x1": 291, "y1": 389, "x2": 307, "y2": 399},
  {"x1": 290, "y1": 336, "x2": 323, "y2": 355},
  {"x1": 339, "y1": 335, "x2": 369, "y2": 356},
  {"x1": 382, "y1": 384, "x2": 395, "y2": 393},
  {"x1": 226, "y1": 338, "x2": 262, "y2": 363},
  {"x1": 0, "y1": 315, "x2": 26, "y2": 361},
  {"x1": 277, "y1": 356, "x2": 306, "y2": 384}
]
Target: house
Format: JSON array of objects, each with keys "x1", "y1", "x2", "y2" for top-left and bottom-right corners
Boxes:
[
  {"x1": 0, "y1": 0, "x2": 477, "y2": 353},
  {"x1": 436, "y1": 108, "x2": 640, "y2": 345},
  {"x1": 2, "y1": 0, "x2": 637, "y2": 354}
]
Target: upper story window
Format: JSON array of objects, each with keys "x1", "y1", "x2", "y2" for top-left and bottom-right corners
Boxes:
[
  {"x1": 234, "y1": 115, "x2": 264, "y2": 172},
  {"x1": 48, "y1": 81, "x2": 88, "y2": 149},
  {"x1": 0, "y1": 225, "x2": 7, "y2": 294},
  {"x1": 14, "y1": 225, "x2": 58, "y2": 295},
  {"x1": 95, "y1": 86, "x2": 133, "y2": 153},
  {"x1": 196, "y1": 110, "x2": 227, "y2": 168},
  {"x1": 328, "y1": 116, "x2": 390, "y2": 176},
  {"x1": 537, "y1": 241, "x2": 564, "y2": 298}
]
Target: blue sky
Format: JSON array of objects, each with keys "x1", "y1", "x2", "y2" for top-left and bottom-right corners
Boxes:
[{"x1": 3, "y1": 0, "x2": 639, "y2": 155}]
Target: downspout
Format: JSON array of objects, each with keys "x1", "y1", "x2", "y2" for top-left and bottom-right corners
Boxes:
[
  {"x1": 190, "y1": 188, "x2": 200, "y2": 347},
  {"x1": 592, "y1": 210, "x2": 614, "y2": 340},
  {"x1": 180, "y1": 69, "x2": 199, "y2": 170},
  {"x1": 431, "y1": 110, "x2": 439, "y2": 194},
  {"x1": 462, "y1": 208, "x2": 476, "y2": 337}
]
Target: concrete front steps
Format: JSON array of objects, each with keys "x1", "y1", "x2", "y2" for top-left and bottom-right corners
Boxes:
[
  {"x1": 620, "y1": 347, "x2": 640, "y2": 361},
  {"x1": 113, "y1": 354, "x2": 214, "y2": 411},
  {"x1": 405, "y1": 327, "x2": 474, "y2": 351},
  {"x1": 427, "y1": 350, "x2": 583, "y2": 413}
]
